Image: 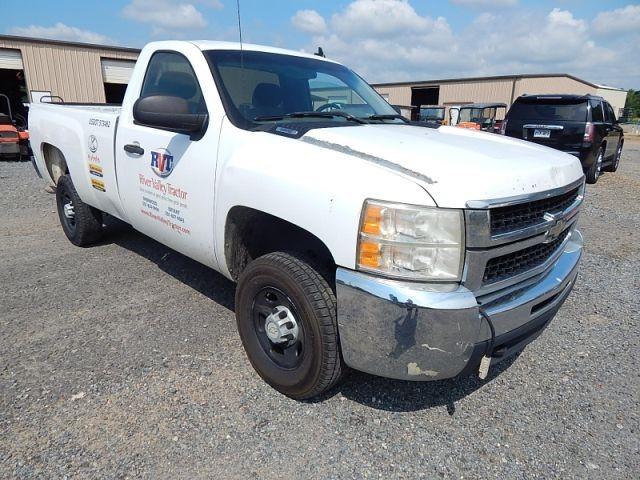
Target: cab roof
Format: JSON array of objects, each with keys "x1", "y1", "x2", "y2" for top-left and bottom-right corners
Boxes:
[{"x1": 190, "y1": 40, "x2": 339, "y2": 64}]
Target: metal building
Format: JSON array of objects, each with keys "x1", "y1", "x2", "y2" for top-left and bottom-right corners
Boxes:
[
  {"x1": 372, "y1": 73, "x2": 628, "y2": 120},
  {"x1": 0, "y1": 34, "x2": 139, "y2": 108}
]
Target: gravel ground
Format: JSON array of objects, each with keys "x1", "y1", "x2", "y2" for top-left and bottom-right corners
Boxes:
[{"x1": 1, "y1": 141, "x2": 639, "y2": 479}]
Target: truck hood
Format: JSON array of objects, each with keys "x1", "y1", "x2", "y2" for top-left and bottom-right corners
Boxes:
[{"x1": 301, "y1": 124, "x2": 584, "y2": 208}]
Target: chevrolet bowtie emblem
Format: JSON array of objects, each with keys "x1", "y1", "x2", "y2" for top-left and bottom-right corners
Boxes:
[{"x1": 543, "y1": 212, "x2": 567, "y2": 242}]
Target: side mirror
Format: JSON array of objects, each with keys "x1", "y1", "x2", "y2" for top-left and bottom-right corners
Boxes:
[{"x1": 133, "y1": 95, "x2": 207, "y2": 137}]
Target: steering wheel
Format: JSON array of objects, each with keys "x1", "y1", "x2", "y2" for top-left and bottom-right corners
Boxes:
[{"x1": 316, "y1": 102, "x2": 346, "y2": 112}]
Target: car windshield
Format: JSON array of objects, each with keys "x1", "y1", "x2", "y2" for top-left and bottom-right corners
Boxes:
[
  {"x1": 419, "y1": 107, "x2": 444, "y2": 121},
  {"x1": 509, "y1": 99, "x2": 588, "y2": 122},
  {"x1": 459, "y1": 107, "x2": 496, "y2": 123},
  {"x1": 204, "y1": 50, "x2": 400, "y2": 129}
]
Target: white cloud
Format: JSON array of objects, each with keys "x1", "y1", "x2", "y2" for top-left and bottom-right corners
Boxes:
[
  {"x1": 122, "y1": 0, "x2": 207, "y2": 31},
  {"x1": 299, "y1": 1, "x2": 637, "y2": 88},
  {"x1": 291, "y1": 10, "x2": 327, "y2": 35},
  {"x1": 450, "y1": 0, "x2": 517, "y2": 7},
  {"x1": 593, "y1": 4, "x2": 640, "y2": 35},
  {"x1": 195, "y1": 0, "x2": 223, "y2": 8},
  {"x1": 8, "y1": 22, "x2": 115, "y2": 45},
  {"x1": 331, "y1": 0, "x2": 433, "y2": 38}
]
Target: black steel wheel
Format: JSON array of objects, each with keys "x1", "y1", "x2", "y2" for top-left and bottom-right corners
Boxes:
[
  {"x1": 55, "y1": 175, "x2": 103, "y2": 246},
  {"x1": 235, "y1": 252, "x2": 343, "y2": 400},
  {"x1": 251, "y1": 286, "x2": 305, "y2": 369}
]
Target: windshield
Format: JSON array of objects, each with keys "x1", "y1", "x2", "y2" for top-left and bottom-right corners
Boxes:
[
  {"x1": 459, "y1": 107, "x2": 496, "y2": 123},
  {"x1": 509, "y1": 99, "x2": 588, "y2": 122},
  {"x1": 419, "y1": 107, "x2": 444, "y2": 121},
  {"x1": 204, "y1": 50, "x2": 400, "y2": 129}
]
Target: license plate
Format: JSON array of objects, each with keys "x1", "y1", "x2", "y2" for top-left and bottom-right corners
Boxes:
[{"x1": 533, "y1": 129, "x2": 551, "y2": 138}]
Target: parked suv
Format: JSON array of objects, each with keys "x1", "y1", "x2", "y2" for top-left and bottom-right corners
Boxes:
[{"x1": 503, "y1": 94, "x2": 624, "y2": 183}]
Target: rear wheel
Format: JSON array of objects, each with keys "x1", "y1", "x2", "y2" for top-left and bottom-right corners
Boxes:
[
  {"x1": 586, "y1": 146, "x2": 604, "y2": 184},
  {"x1": 235, "y1": 252, "x2": 343, "y2": 400},
  {"x1": 604, "y1": 141, "x2": 623, "y2": 172},
  {"x1": 55, "y1": 175, "x2": 103, "y2": 246}
]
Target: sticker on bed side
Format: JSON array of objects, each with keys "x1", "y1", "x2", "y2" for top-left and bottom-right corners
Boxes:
[
  {"x1": 91, "y1": 178, "x2": 106, "y2": 192},
  {"x1": 89, "y1": 163, "x2": 103, "y2": 178}
]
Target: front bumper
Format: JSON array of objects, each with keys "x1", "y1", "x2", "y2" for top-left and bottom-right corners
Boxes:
[{"x1": 336, "y1": 229, "x2": 583, "y2": 381}]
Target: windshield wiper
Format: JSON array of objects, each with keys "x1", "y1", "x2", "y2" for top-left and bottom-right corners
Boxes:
[
  {"x1": 254, "y1": 111, "x2": 367, "y2": 124},
  {"x1": 366, "y1": 114, "x2": 408, "y2": 122}
]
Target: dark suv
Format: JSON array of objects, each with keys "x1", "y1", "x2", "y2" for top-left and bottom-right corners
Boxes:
[{"x1": 503, "y1": 94, "x2": 624, "y2": 183}]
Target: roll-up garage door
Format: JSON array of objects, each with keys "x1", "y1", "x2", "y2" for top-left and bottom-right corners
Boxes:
[
  {"x1": 0, "y1": 49, "x2": 24, "y2": 70},
  {"x1": 101, "y1": 59, "x2": 136, "y2": 84}
]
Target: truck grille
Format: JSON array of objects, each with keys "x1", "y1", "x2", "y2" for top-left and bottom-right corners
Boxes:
[
  {"x1": 490, "y1": 187, "x2": 581, "y2": 236},
  {"x1": 483, "y1": 229, "x2": 570, "y2": 285}
]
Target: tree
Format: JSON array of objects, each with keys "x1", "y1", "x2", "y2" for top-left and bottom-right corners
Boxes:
[{"x1": 625, "y1": 89, "x2": 640, "y2": 112}]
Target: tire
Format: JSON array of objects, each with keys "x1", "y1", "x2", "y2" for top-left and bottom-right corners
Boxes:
[
  {"x1": 586, "y1": 146, "x2": 604, "y2": 184},
  {"x1": 604, "y1": 140, "x2": 623, "y2": 172},
  {"x1": 55, "y1": 174, "x2": 103, "y2": 246},
  {"x1": 235, "y1": 252, "x2": 343, "y2": 400}
]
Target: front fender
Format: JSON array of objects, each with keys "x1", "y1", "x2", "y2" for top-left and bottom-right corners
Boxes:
[{"x1": 213, "y1": 122, "x2": 433, "y2": 278}]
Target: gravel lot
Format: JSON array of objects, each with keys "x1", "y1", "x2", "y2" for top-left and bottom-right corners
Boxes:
[{"x1": 1, "y1": 140, "x2": 639, "y2": 479}]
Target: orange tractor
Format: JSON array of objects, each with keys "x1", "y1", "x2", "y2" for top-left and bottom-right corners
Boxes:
[{"x1": 0, "y1": 93, "x2": 30, "y2": 161}]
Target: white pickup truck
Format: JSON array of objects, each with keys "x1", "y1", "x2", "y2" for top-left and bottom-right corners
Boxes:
[{"x1": 30, "y1": 41, "x2": 585, "y2": 399}]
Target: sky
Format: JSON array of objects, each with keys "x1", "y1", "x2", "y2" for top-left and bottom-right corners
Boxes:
[{"x1": 1, "y1": 0, "x2": 639, "y2": 89}]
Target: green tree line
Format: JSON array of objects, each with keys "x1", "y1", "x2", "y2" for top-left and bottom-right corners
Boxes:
[{"x1": 625, "y1": 89, "x2": 640, "y2": 113}]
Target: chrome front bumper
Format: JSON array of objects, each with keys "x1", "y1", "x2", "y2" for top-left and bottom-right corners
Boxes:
[{"x1": 336, "y1": 229, "x2": 583, "y2": 381}]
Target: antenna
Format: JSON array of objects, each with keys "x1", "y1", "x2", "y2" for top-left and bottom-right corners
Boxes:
[
  {"x1": 315, "y1": 47, "x2": 325, "y2": 58},
  {"x1": 236, "y1": 0, "x2": 243, "y2": 50}
]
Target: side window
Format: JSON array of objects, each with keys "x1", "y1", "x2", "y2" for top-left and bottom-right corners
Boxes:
[
  {"x1": 604, "y1": 102, "x2": 616, "y2": 123},
  {"x1": 140, "y1": 51, "x2": 206, "y2": 114},
  {"x1": 590, "y1": 100, "x2": 604, "y2": 123}
]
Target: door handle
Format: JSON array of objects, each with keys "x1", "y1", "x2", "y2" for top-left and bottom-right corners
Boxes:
[{"x1": 124, "y1": 144, "x2": 144, "y2": 156}]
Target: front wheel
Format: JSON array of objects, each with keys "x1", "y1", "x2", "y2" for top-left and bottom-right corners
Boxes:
[
  {"x1": 55, "y1": 175, "x2": 103, "y2": 246},
  {"x1": 586, "y1": 146, "x2": 604, "y2": 184},
  {"x1": 235, "y1": 252, "x2": 343, "y2": 400}
]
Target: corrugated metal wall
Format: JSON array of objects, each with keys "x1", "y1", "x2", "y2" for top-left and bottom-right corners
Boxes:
[
  {"x1": 374, "y1": 85, "x2": 413, "y2": 106},
  {"x1": 439, "y1": 79, "x2": 514, "y2": 106},
  {"x1": 596, "y1": 88, "x2": 628, "y2": 117},
  {"x1": 0, "y1": 38, "x2": 138, "y2": 103},
  {"x1": 374, "y1": 76, "x2": 604, "y2": 114},
  {"x1": 515, "y1": 77, "x2": 592, "y2": 98}
]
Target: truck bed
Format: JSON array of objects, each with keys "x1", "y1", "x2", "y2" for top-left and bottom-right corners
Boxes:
[{"x1": 29, "y1": 102, "x2": 126, "y2": 221}]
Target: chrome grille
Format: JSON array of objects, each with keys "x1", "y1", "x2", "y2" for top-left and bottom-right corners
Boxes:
[
  {"x1": 482, "y1": 229, "x2": 570, "y2": 285},
  {"x1": 490, "y1": 186, "x2": 581, "y2": 235}
]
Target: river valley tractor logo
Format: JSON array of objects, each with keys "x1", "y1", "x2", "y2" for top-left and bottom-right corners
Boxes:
[{"x1": 150, "y1": 149, "x2": 174, "y2": 177}]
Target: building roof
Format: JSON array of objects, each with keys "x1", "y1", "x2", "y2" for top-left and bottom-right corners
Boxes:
[
  {"x1": 371, "y1": 73, "x2": 614, "y2": 90},
  {"x1": 0, "y1": 34, "x2": 141, "y2": 54},
  {"x1": 593, "y1": 84, "x2": 627, "y2": 92}
]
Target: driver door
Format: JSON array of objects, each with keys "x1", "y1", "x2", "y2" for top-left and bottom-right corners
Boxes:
[{"x1": 115, "y1": 50, "x2": 218, "y2": 268}]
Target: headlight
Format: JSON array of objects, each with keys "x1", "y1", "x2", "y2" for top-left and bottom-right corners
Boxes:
[{"x1": 357, "y1": 200, "x2": 464, "y2": 281}]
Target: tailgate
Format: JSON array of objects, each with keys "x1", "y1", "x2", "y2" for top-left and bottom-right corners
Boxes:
[
  {"x1": 521, "y1": 121, "x2": 585, "y2": 150},
  {"x1": 506, "y1": 98, "x2": 587, "y2": 151}
]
